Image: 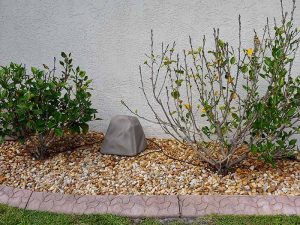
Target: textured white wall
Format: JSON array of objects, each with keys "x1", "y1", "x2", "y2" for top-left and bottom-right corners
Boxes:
[{"x1": 0, "y1": 0, "x2": 299, "y2": 137}]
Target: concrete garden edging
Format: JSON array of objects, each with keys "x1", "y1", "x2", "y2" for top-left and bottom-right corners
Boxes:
[{"x1": 0, "y1": 184, "x2": 299, "y2": 217}]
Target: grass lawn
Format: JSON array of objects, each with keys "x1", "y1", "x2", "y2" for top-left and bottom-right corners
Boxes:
[{"x1": 0, "y1": 204, "x2": 299, "y2": 225}]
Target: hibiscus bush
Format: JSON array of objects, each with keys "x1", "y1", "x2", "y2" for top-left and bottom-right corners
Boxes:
[
  {"x1": 0, "y1": 52, "x2": 98, "y2": 159},
  {"x1": 123, "y1": 0, "x2": 299, "y2": 174}
]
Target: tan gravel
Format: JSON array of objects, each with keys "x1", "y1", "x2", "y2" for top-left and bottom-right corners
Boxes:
[{"x1": 0, "y1": 132, "x2": 299, "y2": 196}]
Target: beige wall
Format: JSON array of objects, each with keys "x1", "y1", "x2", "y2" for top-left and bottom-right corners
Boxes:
[{"x1": 0, "y1": 0, "x2": 299, "y2": 138}]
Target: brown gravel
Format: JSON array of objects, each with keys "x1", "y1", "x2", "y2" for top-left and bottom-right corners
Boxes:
[{"x1": 0, "y1": 132, "x2": 299, "y2": 196}]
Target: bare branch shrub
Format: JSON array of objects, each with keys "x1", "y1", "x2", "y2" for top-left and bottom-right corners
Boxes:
[{"x1": 122, "y1": 0, "x2": 300, "y2": 174}]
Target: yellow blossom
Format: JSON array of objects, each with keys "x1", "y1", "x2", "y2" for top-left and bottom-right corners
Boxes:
[
  {"x1": 247, "y1": 48, "x2": 253, "y2": 57},
  {"x1": 184, "y1": 104, "x2": 191, "y2": 110},
  {"x1": 201, "y1": 108, "x2": 206, "y2": 113},
  {"x1": 227, "y1": 75, "x2": 234, "y2": 84},
  {"x1": 231, "y1": 92, "x2": 238, "y2": 100}
]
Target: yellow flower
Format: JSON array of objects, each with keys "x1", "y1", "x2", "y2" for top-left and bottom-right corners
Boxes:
[
  {"x1": 231, "y1": 92, "x2": 238, "y2": 100},
  {"x1": 247, "y1": 48, "x2": 253, "y2": 57},
  {"x1": 184, "y1": 104, "x2": 191, "y2": 110},
  {"x1": 201, "y1": 108, "x2": 206, "y2": 113},
  {"x1": 227, "y1": 75, "x2": 234, "y2": 84}
]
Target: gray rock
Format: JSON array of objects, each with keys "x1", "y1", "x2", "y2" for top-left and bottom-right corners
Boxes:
[{"x1": 101, "y1": 115, "x2": 147, "y2": 156}]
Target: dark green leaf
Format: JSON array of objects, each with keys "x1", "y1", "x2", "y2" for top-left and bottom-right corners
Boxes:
[{"x1": 54, "y1": 128, "x2": 64, "y2": 137}]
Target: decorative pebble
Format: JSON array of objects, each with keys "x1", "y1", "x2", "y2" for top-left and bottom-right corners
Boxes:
[{"x1": 0, "y1": 132, "x2": 299, "y2": 196}]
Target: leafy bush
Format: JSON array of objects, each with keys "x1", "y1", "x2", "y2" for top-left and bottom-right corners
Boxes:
[
  {"x1": 0, "y1": 52, "x2": 98, "y2": 159},
  {"x1": 122, "y1": 1, "x2": 299, "y2": 174},
  {"x1": 250, "y1": 1, "x2": 300, "y2": 163}
]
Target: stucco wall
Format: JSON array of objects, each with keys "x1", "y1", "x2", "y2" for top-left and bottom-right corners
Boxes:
[{"x1": 0, "y1": 0, "x2": 299, "y2": 137}]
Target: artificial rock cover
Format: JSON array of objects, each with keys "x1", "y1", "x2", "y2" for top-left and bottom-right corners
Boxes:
[{"x1": 101, "y1": 115, "x2": 147, "y2": 156}]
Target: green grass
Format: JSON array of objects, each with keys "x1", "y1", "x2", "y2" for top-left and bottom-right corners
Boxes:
[{"x1": 1, "y1": 204, "x2": 299, "y2": 225}]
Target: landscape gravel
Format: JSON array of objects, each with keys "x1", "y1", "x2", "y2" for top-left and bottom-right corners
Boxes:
[{"x1": 0, "y1": 132, "x2": 299, "y2": 196}]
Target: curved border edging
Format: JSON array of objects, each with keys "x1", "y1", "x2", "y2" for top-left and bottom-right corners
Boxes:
[{"x1": 0, "y1": 185, "x2": 299, "y2": 217}]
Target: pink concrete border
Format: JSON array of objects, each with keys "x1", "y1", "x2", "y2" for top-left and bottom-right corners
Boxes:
[{"x1": 0, "y1": 185, "x2": 299, "y2": 217}]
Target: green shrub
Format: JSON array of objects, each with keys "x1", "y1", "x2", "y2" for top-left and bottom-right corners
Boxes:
[
  {"x1": 250, "y1": 2, "x2": 300, "y2": 163},
  {"x1": 122, "y1": 1, "x2": 299, "y2": 174},
  {"x1": 0, "y1": 52, "x2": 98, "y2": 159}
]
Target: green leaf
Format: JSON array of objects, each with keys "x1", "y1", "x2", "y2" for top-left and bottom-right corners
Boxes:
[
  {"x1": 31, "y1": 67, "x2": 38, "y2": 74},
  {"x1": 264, "y1": 57, "x2": 272, "y2": 66},
  {"x1": 240, "y1": 65, "x2": 248, "y2": 73},
  {"x1": 219, "y1": 105, "x2": 226, "y2": 110},
  {"x1": 0, "y1": 136, "x2": 4, "y2": 144},
  {"x1": 250, "y1": 144, "x2": 257, "y2": 153},
  {"x1": 287, "y1": 108, "x2": 296, "y2": 117},
  {"x1": 217, "y1": 39, "x2": 225, "y2": 47},
  {"x1": 54, "y1": 128, "x2": 64, "y2": 137},
  {"x1": 163, "y1": 60, "x2": 176, "y2": 66},
  {"x1": 289, "y1": 139, "x2": 297, "y2": 146},
  {"x1": 61, "y1": 52, "x2": 67, "y2": 58},
  {"x1": 79, "y1": 71, "x2": 86, "y2": 78},
  {"x1": 230, "y1": 57, "x2": 236, "y2": 64},
  {"x1": 171, "y1": 90, "x2": 180, "y2": 99},
  {"x1": 175, "y1": 79, "x2": 184, "y2": 86},
  {"x1": 231, "y1": 112, "x2": 239, "y2": 120},
  {"x1": 80, "y1": 123, "x2": 89, "y2": 134},
  {"x1": 174, "y1": 69, "x2": 184, "y2": 74}
]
